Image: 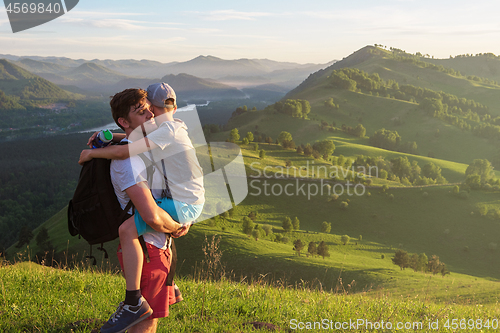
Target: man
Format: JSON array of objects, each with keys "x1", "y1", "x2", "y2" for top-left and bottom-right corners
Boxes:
[{"x1": 105, "y1": 88, "x2": 187, "y2": 333}]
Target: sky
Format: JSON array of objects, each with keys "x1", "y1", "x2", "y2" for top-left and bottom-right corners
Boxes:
[{"x1": 1, "y1": 0, "x2": 500, "y2": 64}]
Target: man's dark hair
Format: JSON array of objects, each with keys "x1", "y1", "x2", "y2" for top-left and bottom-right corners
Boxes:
[{"x1": 110, "y1": 88, "x2": 148, "y2": 130}]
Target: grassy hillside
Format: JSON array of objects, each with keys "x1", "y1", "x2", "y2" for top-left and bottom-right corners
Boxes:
[
  {"x1": 3, "y1": 262, "x2": 500, "y2": 332},
  {"x1": 9, "y1": 143, "x2": 500, "y2": 290},
  {"x1": 0, "y1": 59, "x2": 81, "y2": 100},
  {"x1": 222, "y1": 46, "x2": 500, "y2": 167}
]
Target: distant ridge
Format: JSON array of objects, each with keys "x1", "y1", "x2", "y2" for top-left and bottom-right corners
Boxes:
[
  {"x1": 0, "y1": 59, "x2": 78, "y2": 99},
  {"x1": 159, "y1": 73, "x2": 246, "y2": 100}
]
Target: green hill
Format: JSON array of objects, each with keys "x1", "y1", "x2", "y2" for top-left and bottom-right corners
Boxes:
[
  {"x1": 67, "y1": 62, "x2": 128, "y2": 83},
  {"x1": 221, "y1": 46, "x2": 500, "y2": 167},
  {"x1": 16, "y1": 58, "x2": 70, "y2": 74},
  {"x1": 0, "y1": 59, "x2": 81, "y2": 100}
]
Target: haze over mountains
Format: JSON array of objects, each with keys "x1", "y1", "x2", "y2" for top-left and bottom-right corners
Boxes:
[{"x1": 0, "y1": 54, "x2": 334, "y2": 99}]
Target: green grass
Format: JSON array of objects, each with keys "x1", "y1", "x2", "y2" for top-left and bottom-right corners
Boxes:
[
  {"x1": 13, "y1": 181, "x2": 500, "y2": 294},
  {"x1": 3, "y1": 257, "x2": 500, "y2": 332}
]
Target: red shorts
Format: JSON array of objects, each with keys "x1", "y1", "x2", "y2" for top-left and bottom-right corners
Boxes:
[{"x1": 117, "y1": 243, "x2": 183, "y2": 319}]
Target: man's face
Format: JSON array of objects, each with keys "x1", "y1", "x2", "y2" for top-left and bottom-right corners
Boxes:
[{"x1": 125, "y1": 98, "x2": 156, "y2": 132}]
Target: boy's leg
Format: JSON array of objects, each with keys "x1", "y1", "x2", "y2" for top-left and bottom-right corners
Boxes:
[{"x1": 119, "y1": 216, "x2": 142, "y2": 296}]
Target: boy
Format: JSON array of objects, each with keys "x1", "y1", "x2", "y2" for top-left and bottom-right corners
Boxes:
[{"x1": 79, "y1": 84, "x2": 204, "y2": 333}]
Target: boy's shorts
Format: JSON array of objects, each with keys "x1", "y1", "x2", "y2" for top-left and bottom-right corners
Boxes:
[
  {"x1": 117, "y1": 242, "x2": 183, "y2": 319},
  {"x1": 135, "y1": 197, "x2": 204, "y2": 236}
]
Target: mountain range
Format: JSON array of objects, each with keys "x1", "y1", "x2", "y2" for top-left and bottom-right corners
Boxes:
[{"x1": 0, "y1": 54, "x2": 334, "y2": 96}]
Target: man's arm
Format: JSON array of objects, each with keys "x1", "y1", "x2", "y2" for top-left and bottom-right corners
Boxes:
[
  {"x1": 78, "y1": 137, "x2": 158, "y2": 165},
  {"x1": 125, "y1": 182, "x2": 182, "y2": 233}
]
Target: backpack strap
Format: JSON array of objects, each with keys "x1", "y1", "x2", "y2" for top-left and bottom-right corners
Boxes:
[
  {"x1": 166, "y1": 237, "x2": 177, "y2": 286},
  {"x1": 137, "y1": 144, "x2": 176, "y2": 283}
]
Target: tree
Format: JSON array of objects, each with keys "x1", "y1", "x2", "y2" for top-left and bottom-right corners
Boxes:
[
  {"x1": 292, "y1": 217, "x2": 300, "y2": 231},
  {"x1": 324, "y1": 98, "x2": 336, "y2": 109},
  {"x1": 417, "y1": 253, "x2": 428, "y2": 272},
  {"x1": 242, "y1": 217, "x2": 254, "y2": 235},
  {"x1": 317, "y1": 241, "x2": 330, "y2": 259},
  {"x1": 251, "y1": 229, "x2": 260, "y2": 241},
  {"x1": 352, "y1": 124, "x2": 366, "y2": 138},
  {"x1": 307, "y1": 242, "x2": 317, "y2": 257},
  {"x1": 312, "y1": 140, "x2": 335, "y2": 157},
  {"x1": 465, "y1": 159, "x2": 493, "y2": 186},
  {"x1": 16, "y1": 225, "x2": 33, "y2": 248},
  {"x1": 300, "y1": 100, "x2": 311, "y2": 118},
  {"x1": 246, "y1": 132, "x2": 254, "y2": 142},
  {"x1": 242, "y1": 138, "x2": 249, "y2": 145},
  {"x1": 282, "y1": 216, "x2": 293, "y2": 232},
  {"x1": 229, "y1": 128, "x2": 240, "y2": 142},
  {"x1": 392, "y1": 249, "x2": 410, "y2": 270},
  {"x1": 259, "y1": 149, "x2": 266, "y2": 159},
  {"x1": 293, "y1": 239, "x2": 304, "y2": 256},
  {"x1": 422, "y1": 162, "x2": 442, "y2": 180},
  {"x1": 341, "y1": 235, "x2": 350, "y2": 245},
  {"x1": 321, "y1": 221, "x2": 331, "y2": 233},
  {"x1": 262, "y1": 224, "x2": 273, "y2": 236},
  {"x1": 278, "y1": 131, "x2": 293, "y2": 144},
  {"x1": 427, "y1": 255, "x2": 444, "y2": 275},
  {"x1": 303, "y1": 144, "x2": 313, "y2": 156}
]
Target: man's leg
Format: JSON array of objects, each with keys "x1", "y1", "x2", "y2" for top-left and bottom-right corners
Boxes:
[
  {"x1": 128, "y1": 318, "x2": 158, "y2": 333},
  {"x1": 100, "y1": 216, "x2": 152, "y2": 333},
  {"x1": 119, "y1": 215, "x2": 143, "y2": 292}
]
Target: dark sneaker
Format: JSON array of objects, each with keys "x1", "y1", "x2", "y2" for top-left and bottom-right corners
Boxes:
[{"x1": 100, "y1": 297, "x2": 153, "y2": 333}]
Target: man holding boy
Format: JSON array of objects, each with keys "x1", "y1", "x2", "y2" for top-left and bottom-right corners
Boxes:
[{"x1": 103, "y1": 87, "x2": 187, "y2": 333}]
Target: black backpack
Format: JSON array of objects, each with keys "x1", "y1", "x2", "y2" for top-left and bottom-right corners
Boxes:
[
  {"x1": 67, "y1": 146, "x2": 178, "y2": 284},
  {"x1": 67, "y1": 153, "x2": 134, "y2": 262}
]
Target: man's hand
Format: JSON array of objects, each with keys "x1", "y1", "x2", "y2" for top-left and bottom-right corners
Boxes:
[
  {"x1": 171, "y1": 222, "x2": 192, "y2": 238},
  {"x1": 79, "y1": 149, "x2": 93, "y2": 165}
]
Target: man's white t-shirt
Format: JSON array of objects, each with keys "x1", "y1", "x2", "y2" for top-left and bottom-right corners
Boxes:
[{"x1": 110, "y1": 145, "x2": 168, "y2": 250}]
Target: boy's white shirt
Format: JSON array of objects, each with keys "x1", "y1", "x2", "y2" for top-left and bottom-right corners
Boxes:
[
  {"x1": 110, "y1": 139, "x2": 168, "y2": 250},
  {"x1": 144, "y1": 118, "x2": 205, "y2": 205}
]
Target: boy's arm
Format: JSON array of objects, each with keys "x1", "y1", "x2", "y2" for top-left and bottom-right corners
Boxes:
[
  {"x1": 125, "y1": 182, "x2": 182, "y2": 233},
  {"x1": 78, "y1": 137, "x2": 159, "y2": 165}
]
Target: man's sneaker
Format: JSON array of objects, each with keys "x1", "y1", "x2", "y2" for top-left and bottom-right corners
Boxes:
[{"x1": 100, "y1": 296, "x2": 153, "y2": 333}]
